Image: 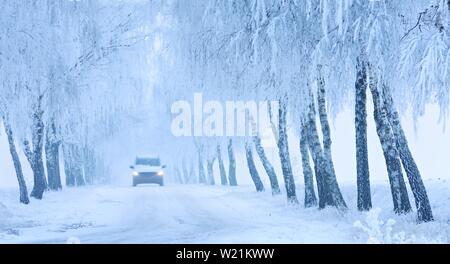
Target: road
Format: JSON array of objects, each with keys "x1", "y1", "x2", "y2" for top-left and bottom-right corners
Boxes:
[
  {"x1": 1, "y1": 184, "x2": 357, "y2": 243},
  {"x1": 2, "y1": 183, "x2": 447, "y2": 243}
]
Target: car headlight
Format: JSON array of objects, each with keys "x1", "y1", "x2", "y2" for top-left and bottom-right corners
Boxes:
[
  {"x1": 157, "y1": 170, "x2": 164, "y2": 176},
  {"x1": 132, "y1": 171, "x2": 139, "y2": 177}
]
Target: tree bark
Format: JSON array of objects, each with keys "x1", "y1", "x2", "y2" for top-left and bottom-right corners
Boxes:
[
  {"x1": 45, "y1": 139, "x2": 61, "y2": 190},
  {"x1": 276, "y1": 97, "x2": 298, "y2": 203},
  {"x1": 189, "y1": 162, "x2": 196, "y2": 184},
  {"x1": 316, "y1": 66, "x2": 347, "y2": 209},
  {"x1": 227, "y1": 139, "x2": 237, "y2": 186},
  {"x1": 382, "y1": 84, "x2": 433, "y2": 222},
  {"x1": 63, "y1": 144, "x2": 75, "y2": 187},
  {"x1": 206, "y1": 157, "x2": 216, "y2": 185},
  {"x1": 63, "y1": 143, "x2": 85, "y2": 187},
  {"x1": 83, "y1": 147, "x2": 95, "y2": 185},
  {"x1": 300, "y1": 121, "x2": 317, "y2": 207},
  {"x1": 74, "y1": 146, "x2": 85, "y2": 186},
  {"x1": 45, "y1": 121, "x2": 62, "y2": 191},
  {"x1": 182, "y1": 158, "x2": 189, "y2": 183},
  {"x1": 3, "y1": 116, "x2": 29, "y2": 204},
  {"x1": 253, "y1": 135, "x2": 280, "y2": 195},
  {"x1": 198, "y1": 151, "x2": 207, "y2": 184},
  {"x1": 355, "y1": 59, "x2": 372, "y2": 211},
  {"x1": 369, "y1": 70, "x2": 411, "y2": 214},
  {"x1": 174, "y1": 165, "x2": 183, "y2": 184},
  {"x1": 217, "y1": 145, "x2": 228, "y2": 185},
  {"x1": 305, "y1": 92, "x2": 328, "y2": 208},
  {"x1": 245, "y1": 142, "x2": 265, "y2": 192},
  {"x1": 24, "y1": 102, "x2": 47, "y2": 200}
]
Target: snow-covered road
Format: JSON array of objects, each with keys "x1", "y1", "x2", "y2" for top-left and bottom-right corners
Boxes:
[{"x1": 1, "y1": 182, "x2": 450, "y2": 243}]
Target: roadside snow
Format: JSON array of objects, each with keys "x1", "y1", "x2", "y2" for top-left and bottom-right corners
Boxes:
[{"x1": 0, "y1": 180, "x2": 449, "y2": 243}]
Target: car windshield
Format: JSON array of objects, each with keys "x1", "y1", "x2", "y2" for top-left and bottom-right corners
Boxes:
[{"x1": 135, "y1": 157, "x2": 160, "y2": 166}]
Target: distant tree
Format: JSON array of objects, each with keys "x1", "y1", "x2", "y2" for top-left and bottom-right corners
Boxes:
[
  {"x1": 227, "y1": 139, "x2": 237, "y2": 186},
  {"x1": 245, "y1": 141, "x2": 265, "y2": 192},
  {"x1": 217, "y1": 144, "x2": 228, "y2": 186},
  {"x1": 253, "y1": 135, "x2": 280, "y2": 195},
  {"x1": 207, "y1": 157, "x2": 216, "y2": 186}
]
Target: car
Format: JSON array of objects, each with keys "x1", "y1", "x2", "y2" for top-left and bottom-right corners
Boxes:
[{"x1": 130, "y1": 156, "x2": 166, "y2": 187}]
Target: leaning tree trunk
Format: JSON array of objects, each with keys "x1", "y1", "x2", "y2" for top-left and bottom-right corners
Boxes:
[
  {"x1": 3, "y1": 116, "x2": 29, "y2": 204},
  {"x1": 24, "y1": 105, "x2": 47, "y2": 200},
  {"x1": 276, "y1": 97, "x2": 298, "y2": 203},
  {"x1": 45, "y1": 121, "x2": 62, "y2": 191},
  {"x1": 245, "y1": 142, "x2": 265, "y2": 192},
  {"x1": 305, "y1": 93, "x2": 328, "y2": 208},
  {"x1": 217, "y1": 145, "x2": 228, "y2": 185},
  {"x1": 253, "y1": 135, "x2": 280, "y2": 195},
  {"x1": 369, "y1": 71, "x2": 411, "y2": 214},
  {"x1": 355, "y1": 59, "x2": 372, "y2": 211},
  {"x1": 206, "y1": 157, "x2": 216, "y2": 185},
  {"x1": 382, "y1": 84, "x2": 433, "y2": 222},
  {"x1": 316, "y1": 66, "x2": 347, "y2": 209},
  {"x1": 299, "y1": 121, "x2": 317, "y2": 207},
  {"x1": 227, "y1": 139, "x2": 237, "y2": 186},
  {"x1": 198, "y1": 153, "x2": 207, "y2": 184}
]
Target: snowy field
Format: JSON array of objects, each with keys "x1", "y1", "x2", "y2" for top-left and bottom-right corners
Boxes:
[{"x1": 1, "y1": 180, "x2": 449, "y2": 244}]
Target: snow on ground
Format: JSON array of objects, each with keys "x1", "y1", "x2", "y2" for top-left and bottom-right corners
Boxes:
[{"x1": 1, "y1": 179, "x2": 450, "y2": 244}]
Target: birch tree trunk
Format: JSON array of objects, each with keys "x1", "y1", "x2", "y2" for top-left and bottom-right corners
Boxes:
[
  {"x1": 206, "y1": 157, "x2": 216, "y2": 185},
  {"x1": 355, "y1": 59, "x2": 371, "y2": 211},
  {"x1": 276, "y1": 97, "x2": 298, "y2": 203},
  {"x1": 300, "y1": 121, "x2": 317, "y2": 207},
  {"x1": 217, "y1": 144, "x2": 228, "y2": 185},
  {"x1": 245, "y1": 141, "x2": 265, "y2": 192},
  {"x1": 382, "y1": 84, "x2": 433, "y2": 222},
  {"x1": 174, "y1": 165, "x2": 183, "y2": 184},
  {"x1": 369, "y1": 70, "x2": 411, "y2": 214},
  {"x1": 316, "y1": 66, "x2": 347, "y2": 208},
  {"x1": 3, "y1": 116, "x2": 29, "y2": 204},
  {"x1": 63, "y1": 144, "x2": 75, "y2": 186},
  {"x1": 74, "y1": 145, "x2": 85, "y2": 186},
  {"x1": 63, "y1": 143, "x2": 85, "y2": 186},
  {"x1": 182, "y1": 158, "x2": 189, "y2": 184},
  {"x1": 83, "y1": 147, "x2": 95, "y2": 185},
  {"x1": 24, "y1": 103, "x2": 47, "y2": 199},
  {"x1": 227, "y1": 139, "x2": 237, "y2": 186},
  {"x1": 45, "y1": 121, "x2": 62, "y2": 191},
  {"x1": 305, "y1": 93, "x2": 328, "y2": 208},
  {"x1": 253, "y1": 135, "x2": 281, "y2": 195},
  {"x1": 198, "y1": 155, "x2": 207, "y2": 184},
  {"x1": 189, "y1": 162, "x2": 196, "y2": 184}
]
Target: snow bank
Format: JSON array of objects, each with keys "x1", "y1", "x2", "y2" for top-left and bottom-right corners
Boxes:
[{"x1": 0, "y1": 202, "x2": 11, "y2": 221}]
